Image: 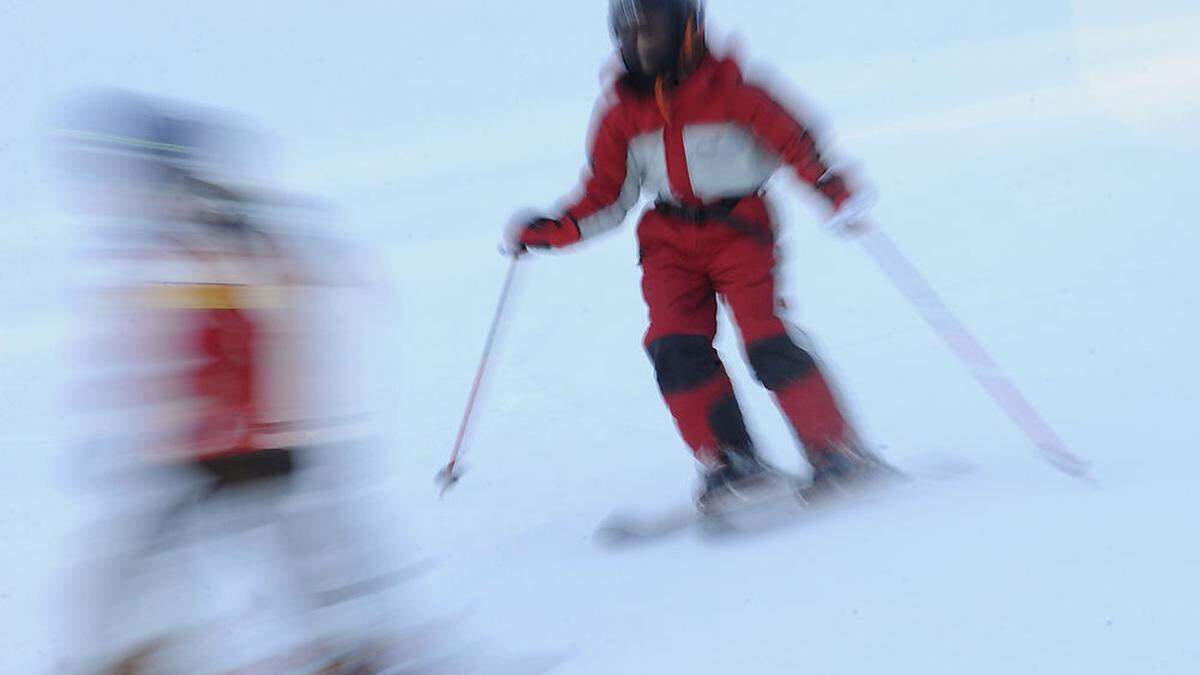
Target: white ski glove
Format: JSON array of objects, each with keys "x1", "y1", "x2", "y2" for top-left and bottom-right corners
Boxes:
[
  {"x1": 500, "y1": 210, "x2": 538, "y2": 257},
  {"x1": 823, "y1": 189, "x2": 876, "y2": 238}
]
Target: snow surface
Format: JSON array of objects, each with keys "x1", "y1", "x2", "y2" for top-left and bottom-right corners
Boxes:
[{"x1": 2, "y1": 1, "x2": 1199, "y2": 672}]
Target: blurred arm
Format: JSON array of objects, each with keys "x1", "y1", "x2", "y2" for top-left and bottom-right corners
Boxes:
[
  {"x1": 559, "y1": 102, "x2": 642, "y2": 240},
  {"x1": 732, "y1": 83, "x2": 852, "y2": 209}
]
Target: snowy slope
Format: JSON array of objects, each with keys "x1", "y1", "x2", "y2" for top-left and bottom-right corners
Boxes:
[{"x1": 3, "y1": 1, "x2": 1200, "y2": 673}]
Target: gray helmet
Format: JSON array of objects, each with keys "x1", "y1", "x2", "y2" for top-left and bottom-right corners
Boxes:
[{"x1": 49, "y1": 89, "x2": 200, "y2": 191}]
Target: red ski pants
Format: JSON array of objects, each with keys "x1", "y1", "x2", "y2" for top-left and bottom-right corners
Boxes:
[{"x1": 637, "y1": 196, "x2": 849, "y2": 465}]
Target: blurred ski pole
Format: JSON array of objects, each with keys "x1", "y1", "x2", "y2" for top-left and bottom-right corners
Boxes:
[
  {"x1": 436, "y1": 254, "x2": 522, "y2": 495},
  {"x1": 857, "y1": 227, "x2": 1091, "y2": 480}
]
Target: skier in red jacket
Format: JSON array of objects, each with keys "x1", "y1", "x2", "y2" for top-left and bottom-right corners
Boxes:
[{"x1": 508, "y1": 0, "x2": 887, "y2": 510}]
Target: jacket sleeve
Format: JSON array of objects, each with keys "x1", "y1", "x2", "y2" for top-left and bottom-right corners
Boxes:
[
  {"x1": 731, "y1": 83, "x2": 852, "y2": 208},
  {"x1": 559, "y1": 100, "x2": 644, "y2": 240}
]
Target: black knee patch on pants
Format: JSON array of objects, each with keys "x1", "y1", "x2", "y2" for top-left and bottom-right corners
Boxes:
[
  {"x1": 647, "y1": 334, "x2": 721, "y2": 395},
  {"x1": 747, "y1": 335, "x2": 817, "y2": 391},
  {"x1": 709, "y1": 394, "x2": 753, "y2": 453}
]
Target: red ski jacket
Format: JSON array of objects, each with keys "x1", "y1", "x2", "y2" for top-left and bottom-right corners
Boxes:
[{"x1": 561, "y1": 53, "x2": 852, "y2": 239}]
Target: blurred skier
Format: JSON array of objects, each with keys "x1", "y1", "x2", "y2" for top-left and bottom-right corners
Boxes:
[
  {"x1": 507, "y1": 0, "x2": 889, "y2": 511},
  {"x1": 52, "y1": 90, "x2": 400, "y2": 673}
]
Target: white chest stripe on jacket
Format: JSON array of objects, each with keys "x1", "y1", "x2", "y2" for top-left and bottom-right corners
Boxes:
[
  {"x1": 576, "y1": 122, "x2": 784, "y2": 240},
  {"x1": 682, "y1": 124, "x2": 781, "y2": 201}
]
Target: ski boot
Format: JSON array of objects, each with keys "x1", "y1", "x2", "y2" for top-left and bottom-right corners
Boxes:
[
  {"x1": 801, "y1": 440, "x2": 901, "y2": 502},
  {"x1": 695, "y1": 447, "x2": 780, "y2": 514}
]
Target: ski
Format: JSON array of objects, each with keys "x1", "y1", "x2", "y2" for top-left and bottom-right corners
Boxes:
[{"x1": 595, "y1": 454, "x2": 974, "y2": 548}]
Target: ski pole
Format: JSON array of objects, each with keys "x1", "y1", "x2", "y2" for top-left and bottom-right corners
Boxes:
[
  {"x1": 436, "y1": 254, "x2": 522, "y2": 495},
  {"x1": 858, "y1": 228, "x2": 1090, "y2": 479}
]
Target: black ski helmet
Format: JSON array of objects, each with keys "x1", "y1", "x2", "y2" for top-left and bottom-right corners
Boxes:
[{"x1": 609, "y1": 0, "x2": 705, "y2": 86}]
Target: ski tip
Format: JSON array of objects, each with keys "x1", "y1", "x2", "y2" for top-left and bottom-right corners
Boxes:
[{"x1": 594, "y1": 521, "x2": 639, "y2": 548}]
